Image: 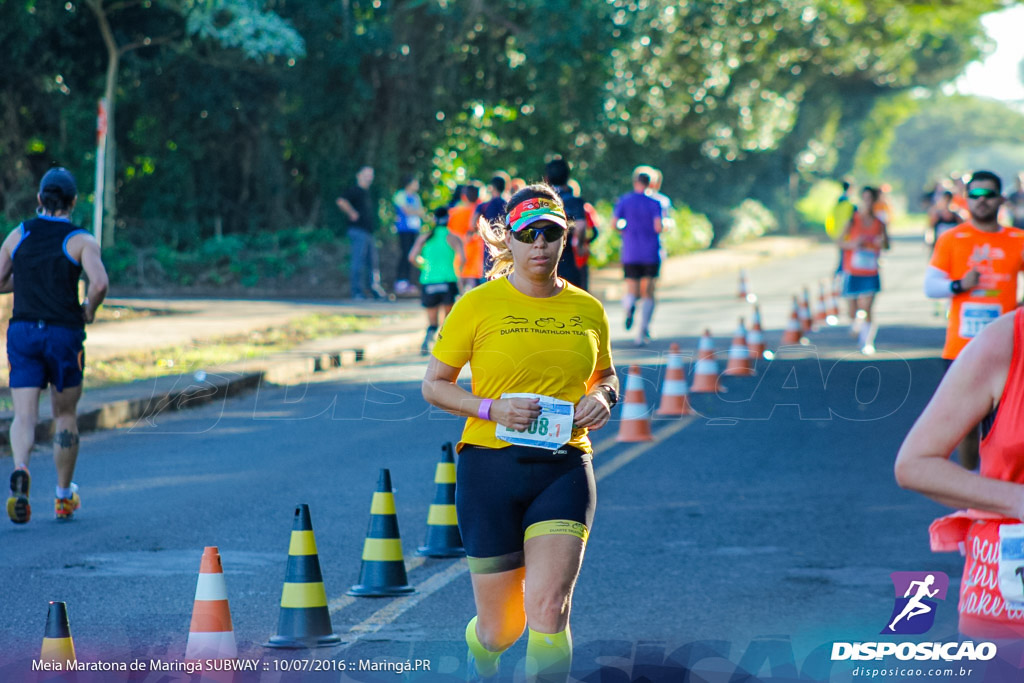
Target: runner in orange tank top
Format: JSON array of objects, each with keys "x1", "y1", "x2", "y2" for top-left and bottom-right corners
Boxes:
[
  {"x1": 925, "y1": 170, "x2": 1024, "y2": 470},
  {"x1": 897, "y1": 308, "x2": 1024, "y2": 652},
  {"x1": 448, "y1": 185, "x2": 484, "y2": 292},
  {"x1": 839, "y1": 186, "x2": 889, "y2": 353}
]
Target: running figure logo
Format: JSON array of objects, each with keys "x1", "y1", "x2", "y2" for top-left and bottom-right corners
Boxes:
[{"x1": 882, "y1": 571, "x2": 949, "y2": 635}]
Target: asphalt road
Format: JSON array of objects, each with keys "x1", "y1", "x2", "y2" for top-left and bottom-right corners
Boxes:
[{"x1": 1, "y1": 234, "x2": 1011, "y2": 682}]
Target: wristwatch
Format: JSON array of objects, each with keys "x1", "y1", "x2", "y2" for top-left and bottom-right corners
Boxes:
[
  {"x1": 950, "y1": 280, "x2": 964, "y2": 295},
  {"x1": 596, "y1": 384, "x2": 619, "y2": 408}
]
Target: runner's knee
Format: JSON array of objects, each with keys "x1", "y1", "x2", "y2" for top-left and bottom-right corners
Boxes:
[
  {"x1": 524, "y1": 586, "x2": 573, "y2": 630},
  {"x1": 476, "y1": 612, "x2": 526, "y2": 652}
]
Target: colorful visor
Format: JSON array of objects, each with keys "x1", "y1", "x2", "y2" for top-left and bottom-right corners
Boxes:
[{"x1": 507, "y1": 198, "x2": 568, "y2": 233}]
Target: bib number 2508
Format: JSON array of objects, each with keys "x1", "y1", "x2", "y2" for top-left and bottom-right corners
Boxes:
[{"x1": 495, "y1": 394, "x2": 574, "y2": 450}]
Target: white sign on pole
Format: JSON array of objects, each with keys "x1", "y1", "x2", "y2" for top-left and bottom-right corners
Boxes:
[{"x1": 93, "y1": 98, "x2": 108, "y2": 246}]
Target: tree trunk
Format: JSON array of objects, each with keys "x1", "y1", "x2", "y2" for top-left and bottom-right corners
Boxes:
[{"x1": 86, "y1": 0, "x2": 119, "y2": 248}]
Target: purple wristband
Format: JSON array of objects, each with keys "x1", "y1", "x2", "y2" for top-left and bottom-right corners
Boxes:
[{"x1": 477, "y1": 398, "x2": 493, "y2": 421}]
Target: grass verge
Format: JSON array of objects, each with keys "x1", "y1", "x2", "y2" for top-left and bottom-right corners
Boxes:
[
  {"x1": 0, "y1": 313, "x2": 378, "y2": 393},
  {"x1": 84, "y1": 313, "x2": 375, "y2": 388}
]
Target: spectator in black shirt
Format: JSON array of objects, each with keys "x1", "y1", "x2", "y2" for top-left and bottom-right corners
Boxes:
[{"x1": 336, "y1": 166, "x2": 386, "y2": 300}]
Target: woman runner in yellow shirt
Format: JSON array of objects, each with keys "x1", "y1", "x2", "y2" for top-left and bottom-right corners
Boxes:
[{"x1": 422, "y1": 184, "x2": 617, "y2": 682}]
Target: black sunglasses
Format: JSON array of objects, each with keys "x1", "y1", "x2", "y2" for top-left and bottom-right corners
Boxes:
[
  {"x1": 967, "y1": 188, "x2": 1001, "y2": 200},
  {"x1": 511, "y1": 226, "x2": 566, "y2": 244}
]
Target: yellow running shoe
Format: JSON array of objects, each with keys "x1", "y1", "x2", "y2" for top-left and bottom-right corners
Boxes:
[
  {"x1": 55, "y1": 483, "x2": 80, "y2": 521},
  {"x1": 7, "y1": 467, "x2": 30, "y2": 524}
]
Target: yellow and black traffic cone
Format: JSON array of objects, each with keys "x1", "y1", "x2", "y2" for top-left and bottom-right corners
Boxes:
[
  {"x1": 418, "y1": 443, "x2": 464, "y2": 558},
  {"x1": 348, "y1": 469, "x2": 415, "y2": 597},
  {"x1": 40, "y1": 601, "x2": 75, "y2": 664},
  {"x1": 265, "y1": 504, "x2": 341, "y2": 648}
]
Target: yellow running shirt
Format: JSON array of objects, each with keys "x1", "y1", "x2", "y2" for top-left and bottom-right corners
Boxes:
[
  {"x1": 431, "y1": 276, "x2": 613, "y2": 453},
  {"x1": 930, "y1": 222, "x2": 1024, "y2": 359}
]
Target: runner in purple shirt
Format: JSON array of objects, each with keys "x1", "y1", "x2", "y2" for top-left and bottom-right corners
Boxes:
[{"x1": 614, "y1": 172, "x2": 663, "y2": 345}]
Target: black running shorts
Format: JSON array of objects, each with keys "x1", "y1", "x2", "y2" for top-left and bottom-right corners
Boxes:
[
  {"x1": 623, "y1": 262, "x2": 661, "y2": 280},
  {"x1": 456, "y1": 444, "x2": 596, "y2": 574}
]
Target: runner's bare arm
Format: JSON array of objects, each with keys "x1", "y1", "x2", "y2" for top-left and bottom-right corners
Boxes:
[
  {"x1": 653, "y1": 216, "x2": 663, "y2": 235},
  {"x1": 838, "y1": 218, "x2": 857, "y2": 249},
  {"x1": 422, "y1": 357, "x2": 540, "y2": 431},
  {"x1": 335, "y1": 197, "x2": 358, "y2": 221},
  {"x1": 0, "y1": 227, "x2": 21, "y2": 294},
  {"x1": 574, "y1": 366, "x2": 618, "y2": 430},
  {"x1": 446, "y1": 232, "x2": 466, "y2": 265},
  {"x1": 468, "y1": 208, "x2": 483, "y2": 236},
  {"x1": 70, "y1": 234, "x2": 109, "y2": 323},
  {"x1": 407, "y1": 233, "x2": 428, "y2": 266},
  {"x1": 895, "y1": 313, "x2": 1024, "y2": 518},
  {"x1": 960, "y1": 267, "x2": 981, "y2": 290}
]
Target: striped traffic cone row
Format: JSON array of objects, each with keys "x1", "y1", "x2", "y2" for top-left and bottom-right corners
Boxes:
[
  {"x1": 814, "y1": 283, "x2": 828, "y2": 326},
  {"x1": 656, "y1": 343, "x2": 692, "y2": 417},
  {"x1": 40, "y1": 601, "x2": 75, "y2": 664},
  {"x1": 781, "y1": 297, "x2": 802, "y2": 345},
  {"x1": 689, "y1": 329, "x2": 720, "y2": 393},
  {"x1": 799, "y1": 287, "x2": 813, "y2": 333},
  {"x1": 349, "y1": 469, "x2": 415, "y2": 597},
  {"x1": 724, "y1": 318, "x2": 754, "y2": 376},
  {"x1": 747, "y1": 304, "x2": 766, "y2": 359},
  {"x1": 616, "y1": 365, "x2": 653, "y2": 442},
  {"x1": 737, "y1": 269, "x2": 749, "y2": 300},
  {"x1": 827, "y1": 280, "x2": 841, "y2": 321},
  {"x1": 418, "y1": 442, "x2": 465, "y2": 558},
  {"x1": 186, "y1": 546, "x2": 237, "y2": 660},
  {"x1": 265, "y1": 504, "x2": 340, "y2": 648}
]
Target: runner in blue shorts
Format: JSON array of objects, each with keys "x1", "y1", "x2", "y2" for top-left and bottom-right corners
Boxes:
[
  {"x1": 2, "y1": 168, "x2": 108, "y2": 523},
  {"x1": 839, "y1": 186, "x2": 890, "y2": 353},
  {"x1": 422, "y1": 184, "x2": 617, "y2": 682}
]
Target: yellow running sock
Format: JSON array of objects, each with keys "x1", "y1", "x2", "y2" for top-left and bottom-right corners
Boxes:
[
  {"x1": 525, "y1": 627, "x2": 572, "y2": 683},
  {"x1": 466, "y1": 617, "x2": 503, "y2": 678}
]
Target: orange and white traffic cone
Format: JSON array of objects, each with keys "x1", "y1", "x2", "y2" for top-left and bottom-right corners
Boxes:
[
  {"x1": 186, "y1": 546, "x2": 237, "y2": 661},
  {"x1": 827, "y1": 280, "x2": 841, "y2": 322},
  {"x1": 747, "y1": 304, "x2": 766, "y2": 359},
  {"x1": 781, "y1": 297, "x2": 803, "y2": 345},
  {"x1": 814, "y1": 283, "x2": 828, "y2": 327},
  {"x1": 689, "y1": 329, "x2": 720, "y2": 393},
  {"x1": 737, "y1": 269, "x2": 749, "y2": 300},
  {"x1": 725, "y1": 318, "x2": 754, "y2": 376},
  {"x1": 656, "y1": 343, "x2": 692, "y2": 416},
  {"x1": 799, "y1": 287, "x2": 813, "y2": 334},
  {"x1": 617, "y1": 365, "x2": 653, "y2": 441}
]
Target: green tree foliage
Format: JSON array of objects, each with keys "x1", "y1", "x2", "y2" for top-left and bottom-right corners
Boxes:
[
  {"x1": 0, "y1": 0, "x2": 1008, "y2": 257},
  {"x1": 884, "y1": 94, "x2": 1024, "y2": 205},
  {"x1": 83, "y1": 0, "x2": 304, "y2": 245}
]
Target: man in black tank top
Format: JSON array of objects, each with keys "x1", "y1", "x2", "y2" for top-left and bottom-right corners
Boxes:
[
  {"x1": 544, "y1": 158, "x2": 588, "y2": 290},
  {"x1": 1, "y1": 168, "x2": 109, "y2": 524}
]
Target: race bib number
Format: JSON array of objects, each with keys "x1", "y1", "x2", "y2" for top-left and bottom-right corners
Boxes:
[
  {"x1": 958, "y1": 302, "x2": 1001, "y2": 339},
  {"x1": 998, "y1": 524, "x2": 1024, "y2": 610},
  {"x1": 850, "y1": 249, "x2": 878, "y2": 273},
  {"x1": 495, "y1": 393, "x2": 574, "y2": 450}
]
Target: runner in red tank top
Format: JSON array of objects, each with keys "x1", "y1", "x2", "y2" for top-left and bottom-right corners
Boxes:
[{"x1": 896, "y1": 308, "x2": 1024, "y2": 643}]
